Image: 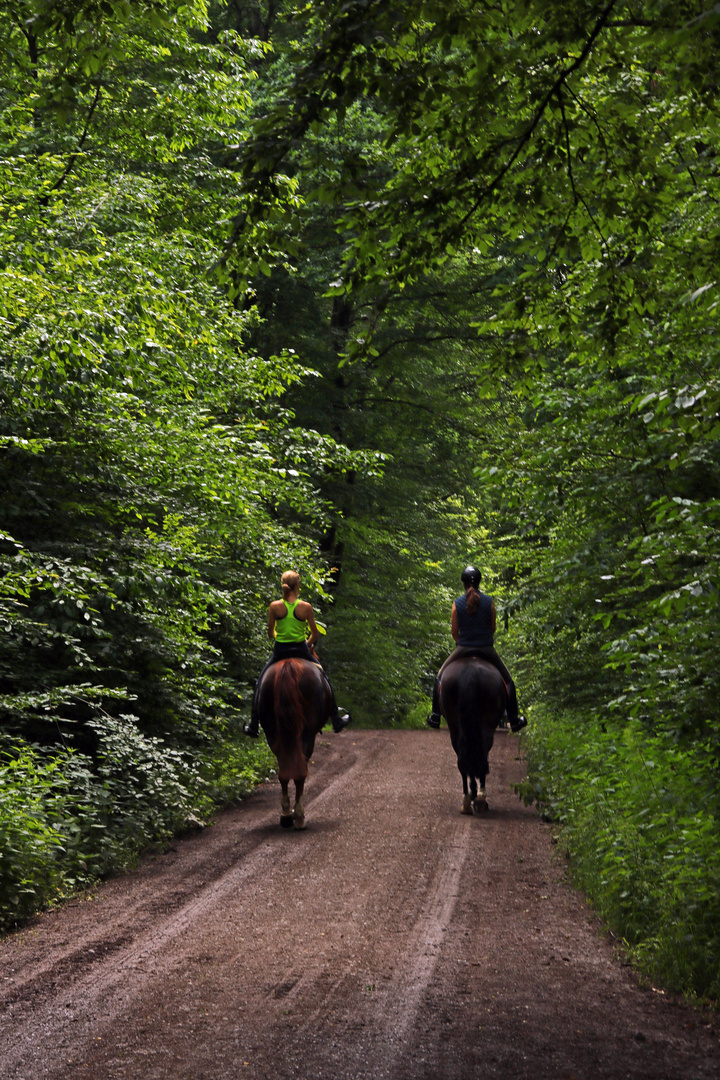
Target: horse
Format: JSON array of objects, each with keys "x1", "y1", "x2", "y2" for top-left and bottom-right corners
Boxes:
[
  {"x1": 255, "y1": 658, "x2": 331, "y2": 829},
  {"x1": 439, "y1": 657, "x2": 506, "y2": 815}
]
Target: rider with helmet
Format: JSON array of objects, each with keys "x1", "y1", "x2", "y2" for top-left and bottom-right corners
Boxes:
[
  {"x1": 243, "y1": 570, "x2": 351, "y2": 738},
  {"x1": 427, "y1": 565, "x2": 526, "y2": 732}
]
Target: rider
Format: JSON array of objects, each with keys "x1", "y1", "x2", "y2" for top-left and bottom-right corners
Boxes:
[
  {"x1": 427, "y1": 565, "x2": 526, "y2": 733},
  {"x1": 243, "y1": 570, "x2": 351, "y2": 738}
]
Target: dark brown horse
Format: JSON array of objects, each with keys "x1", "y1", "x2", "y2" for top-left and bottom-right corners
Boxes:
[
  {"x1": 439, "y1": 657, "x2": 506, "y2": 814},
  {"x1": 256, "y1": 658, "x2": 331, "y2": 829}
]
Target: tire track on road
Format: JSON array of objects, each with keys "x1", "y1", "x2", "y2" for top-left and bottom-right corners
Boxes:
[{"x1": 0, "y1": 740, "x2": 375, "y2": 1080}]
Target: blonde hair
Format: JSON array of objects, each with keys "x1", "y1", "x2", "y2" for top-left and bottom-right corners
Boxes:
[{"x1": 281, "y1": 570, "x2": 300, "y2": 596}]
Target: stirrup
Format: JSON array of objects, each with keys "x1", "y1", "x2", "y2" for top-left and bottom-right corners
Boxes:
[
  {"x1": 243, "y1": 722, "x2": 259, "y2": 739},
  {"x1": 427, "y1": 713, "x2": 441, "y2": 729},
  {"x1": 509, "y1": 715, "x2": 527, "y2": 733}
]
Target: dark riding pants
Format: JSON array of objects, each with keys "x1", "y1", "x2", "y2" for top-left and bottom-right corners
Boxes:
[{"x1": 432, "y1": 646, "x2": 519, "y2": 722}]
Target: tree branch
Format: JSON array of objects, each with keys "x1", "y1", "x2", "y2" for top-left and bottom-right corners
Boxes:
[
  {"x1": 41, "y1": 85, "x2": 102, "y2": 205},
  {"x1": 453, "y1": 0, "x2": 620, "y2": 235},
  {"x1": 556, "y1": 85, "x2": 608, "y2": 249}
]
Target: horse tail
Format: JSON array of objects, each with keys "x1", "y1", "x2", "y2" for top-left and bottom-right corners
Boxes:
[
  {"x1": 273, "y1": 661, "x2": 309, "y2": 782},
  {"x1": 455, "y1": 668, "x2": 490, "y2": 781}
]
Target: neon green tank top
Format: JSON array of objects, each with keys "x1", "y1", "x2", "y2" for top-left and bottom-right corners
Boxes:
[{"x1": 274, "y1": 599, "x2": 309, "y2": 643}]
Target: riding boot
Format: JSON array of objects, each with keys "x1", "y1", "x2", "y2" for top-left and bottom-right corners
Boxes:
[
  {"x1": 427, "y1": 677, "x2": 442, "y2": 728},
  {"x1": 243, "y1": 683, "x2": 260, "y2": 738},
  {"x1": 330, "y1": 689, "x2": 352, "y2": 733},
  {"x1": 333, "y1": 708, "x2": 352, "y2": 733},
  {"x1": 505, "y1": 681, "x2": 527, "y2": 732}
]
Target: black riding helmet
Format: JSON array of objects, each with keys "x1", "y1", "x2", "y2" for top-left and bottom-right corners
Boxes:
[{"x1": 461, "y1": 565, "x2": 482, "y2": 589}]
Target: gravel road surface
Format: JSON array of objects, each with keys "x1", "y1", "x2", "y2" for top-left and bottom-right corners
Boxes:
[{"x1": 1, "y1": 729, "x2": 717, "y2": 1080}]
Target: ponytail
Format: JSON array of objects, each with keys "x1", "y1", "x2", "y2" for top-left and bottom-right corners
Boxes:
[{"x1": 466, "y1": 584, "x2": 480, "y2": 614}]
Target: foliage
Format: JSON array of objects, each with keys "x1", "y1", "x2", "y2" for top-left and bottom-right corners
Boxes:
[
  {"x1": 230, "y1": 74, "x2": 525, "y2": 720},
  {"x1": 0, "y1": 726, "x2": 274, "y2": 931},
  {"x1": 520, "y1": 707, "x2": 720, "y2": 999},
  {"x1": 0, "y1": 0, "x2": 374, "y2": 925},
  {"x1": 0, "y1": 740, "x2": 67, "y2": 927}
]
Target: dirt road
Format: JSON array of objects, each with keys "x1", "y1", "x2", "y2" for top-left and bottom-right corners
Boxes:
[{"x1": 1, "y1": 729, "x2": 718, "y2": 1080}]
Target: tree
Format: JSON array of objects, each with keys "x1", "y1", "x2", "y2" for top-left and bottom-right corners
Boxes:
[{"x1": 0, "y1": 0, "x2": 373, "y2": 921}]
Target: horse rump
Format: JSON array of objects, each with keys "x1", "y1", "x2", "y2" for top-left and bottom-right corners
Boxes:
[
  {"x1": 455, "y1": 675, "x2": 491, "y2": 779},
  {"x1": 442, "y1": 659, "x2": 504, "y2": 783},
  {"x1": 257, "y1": 657, "x2": 331, "y2": 830},
  {"x1": 268, "y1": 660, "x2": 309, "y2": 782}
]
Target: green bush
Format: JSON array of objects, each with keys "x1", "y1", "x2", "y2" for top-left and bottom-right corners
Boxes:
[
  {"x1": 0, "y1": 722, "x2": 275, "y2": 932},
  {"x1": 0, "y1": 745, "x2": 68, "y2": 926},
  {"x1": 520, "y1": 706, "x2": 720, "y2": 1000},
  {"x1": 200, "y1": 737, "x2": 277, "y2": 810}
]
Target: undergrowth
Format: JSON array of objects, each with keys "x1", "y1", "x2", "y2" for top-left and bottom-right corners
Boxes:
[
  {"x1": 0, "y1": 725, "x2": 275, "y2": 933},
  {"x1": 519, "y1": 705, "x2": 720, "y2": 1001}
]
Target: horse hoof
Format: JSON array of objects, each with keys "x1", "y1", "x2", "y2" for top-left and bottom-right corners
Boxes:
[
  {"x1": 292, "y1": 816, "x2": 306, "y2": 830},
  {"x1": 461, "y1": 795, "x2": 473, "y2": 815},
  {"x1": 280, "y1": 814, "x2": 293, "y2": 829},
  {"x1": 472, "y1": 798, "x2": 489, "y2": 814}
]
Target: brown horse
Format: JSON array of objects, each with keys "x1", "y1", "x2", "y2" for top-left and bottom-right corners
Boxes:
[
  {"x1": 439, "y1": 657, "x2": 506, "y2": 814},
  {"x1": 256, "y1": 658, "x2": 331, "y2": 829}
]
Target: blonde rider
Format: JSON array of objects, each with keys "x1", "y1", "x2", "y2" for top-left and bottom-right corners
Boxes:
[{"x1": 243, "y1": 570, "x2": 351, "y2": 737}]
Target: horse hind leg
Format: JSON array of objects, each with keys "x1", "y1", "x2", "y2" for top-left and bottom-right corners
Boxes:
[
  {"x1": 461, "y1": 775, "x2": 474, "y2": 815},
  {"x1": 292, "y1": 777, "x2": 307, "y2": 830},
  {"x1": 472, "y1": 784, "x2": 489, "y2": 814},
  {"x1": 472, "y1": 770, "x2": 489, "y2": 815},
  {"x1": 280, "y1": 780, "x2": 293, "y2": 829},
  {"x1": 472, "y1": 737, "x2": 493, "y2": 814}
]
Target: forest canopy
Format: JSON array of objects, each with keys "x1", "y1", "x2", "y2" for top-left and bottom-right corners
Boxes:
[{"x1": 1, "y1": 0, "x2": 718, "y2": 998}]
